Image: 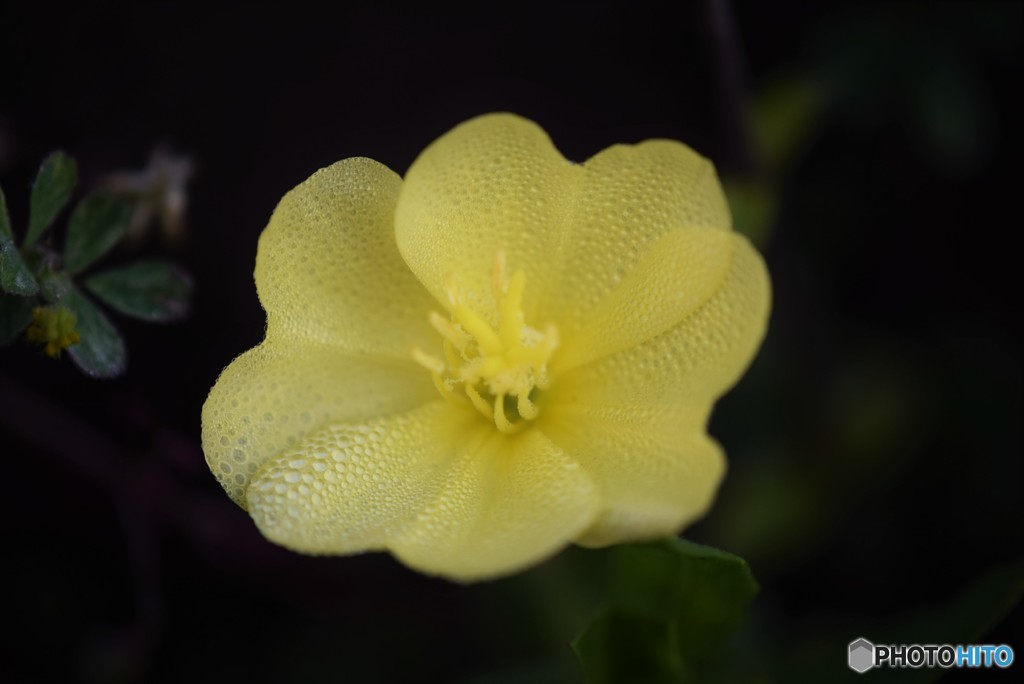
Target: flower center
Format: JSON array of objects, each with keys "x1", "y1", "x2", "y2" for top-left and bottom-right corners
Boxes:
[{"x1": 412, "y1": 251, "x2": 558, "y2": 433}]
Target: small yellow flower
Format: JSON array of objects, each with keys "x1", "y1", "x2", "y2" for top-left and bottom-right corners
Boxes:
[
  {"x1": 202, "y1": 114, "x2": 770, "y2": 581},
  {"x1": 26, "y1": 305, "x2": 81, "y2": 358}
]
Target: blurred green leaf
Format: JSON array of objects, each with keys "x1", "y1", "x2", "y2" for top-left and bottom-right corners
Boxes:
[
  {"x1": 708, "y1": 350, "x2": 936, "y2": 575},
  {"x1": 64, "y1": 193, "x2": 132, "y2": 274},
  {"x1": 0, "y1": 291, "x2": 34, "y2": 345},
  {"x1": 85, "y1": 259, "x2": 191, "y2": 322},
  {"x1": 25, "y1": 151, "x2": 77, "y2": 248},
  {"x1": 574, "y1": 611, "x2": 687, "y2": 684},
  {"x1": 64, "y1": 289, "x2": 126, "y2": 378},
  {"x1": 38, "y1": 265, "x2": 72, "y2": 304},
  {"x1": 572, "y1": 540, "x2": 758, "y2": 684},
  {"x1": 753, "y1": 74, "x2": 826, "y2": 170},
  {"x1": 0, "y1": 239, "x2": 39, "y2": 296},
  {"x1": 724, "y1": 180, "x2": 777, "y2": 248},
  {"x1": 0, "y1": 186, "x2": 13, "y2": 241}
]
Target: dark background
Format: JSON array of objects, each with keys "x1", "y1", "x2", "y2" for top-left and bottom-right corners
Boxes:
[{"x1": 1, "y1": 1, "x2": 1020, "y2": 682}]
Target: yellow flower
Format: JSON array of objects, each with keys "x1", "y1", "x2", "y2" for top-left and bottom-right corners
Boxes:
[
  {"x1": 202, "y1": 113, "x2": 770, "y2": 581},
  {"x1": 26, "y1": 305, "x2": 81, "y2": 357}
]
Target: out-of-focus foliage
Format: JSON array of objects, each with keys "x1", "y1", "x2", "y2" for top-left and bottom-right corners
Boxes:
[
  {"x1": 0, "y1": 151, "x2": 192, "y2": 376},
  {"x1": 85, "y1": 260, "x2": 191, "y2": 322},
  {"x1": 572, "y1": 540, "x2": 757, "y2": 684},
  {"x1": 25, "y1": 152, "x2": 77, "y2": 248}
]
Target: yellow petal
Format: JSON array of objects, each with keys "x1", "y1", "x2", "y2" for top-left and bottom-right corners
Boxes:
[
  {"x1": 246, "y1": 402, "x2": 475, "y2": 554},
  {"x1": 395, "y1": 113, "x2": 575, "y2": 319},
  {"x1": 553, "y1": 226, "x2": 735, "y2": 373},
  {"x1": 547, "y1": 138, "x2": 732, "y2": 350},
  {"x1": 550, "y1": 233, "x2": 770, "y2": 411},
  {"x1": 256, "y1": 157, "x2": 436, "y2": 355},
  {"x1": 395, "y1": 114, "x2": 732, "y2": 356},
  {"x1": 201, "y1": 338, "x2": 435, "y2": 505},
  {"x1": 542, "y1": 236, "x2": 769, "y2": 542},
  {"x1": 389, "y1": 429, "x2": 599, "y2": 581},
  {"x1": 542, "y1": 403, "x2": 725, "y2": 547}
]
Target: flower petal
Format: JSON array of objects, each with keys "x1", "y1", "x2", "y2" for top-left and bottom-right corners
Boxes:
[
  {"x1": 550, "y1": 233, "x2": 770, "y2": 412},
  {"x1": 547, "y1": 138, "x2": 733, "y2": 363},
  {"x1": 553, "y1": 226, "x2": 735, "y2": 373},
  {"x1": 395, "y1": 113, "x2": 576, "y2": 319},
  {"x1": 257, "y1": 157, "x2": 436, "y2": 355},
  {"x1": 395, "y1": 114, "x2": 732, "y2": 357},
  {"x1": 389, "y1": 429, "x2": 599, "y2": 581},
  {"x1": 542, "y1": 236, "x2": 769, "y2": 542},
  {"x1": 201, "y1": 338, "x2": 435, "y2": 505},
  {"x1": 541, "y1": 404, "x2": 725, "y2": 547},
  {"x1": 245, "y1": 402, "x2": 475, "y2": 554}
]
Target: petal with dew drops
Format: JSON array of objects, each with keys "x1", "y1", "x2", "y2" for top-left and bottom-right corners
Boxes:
[
  {"x1": 246, "y1": 402, "x2": 476, "y2": 554},
  {"x1": 395, "y1": 113, "x2": 578, "y2": 319},
  {"x1": 202, "y1": 338, "x2": 436, "y2": 506},
  {"x1": 548, "y1": 138, "x2": 732, "y2": 334},
  {"x1": 389, "y1": 428, "x2": 599, "y2": 581},
  {"x1": 550, "y1": 233, "x2": 770, "y2": 412},
  {"x1": 553, "y1": 226, "x2": 735, "y2": 373},
  {"x1": 541, "y1": 236, "x2": 769, "y2": 543},
  {"x1": 256, "y1": 157, "x2": 436, "y2": 355},
  {"x1": 542, "y1": 404, "x2": 726, "y2": 547},
  {"x1": 395, "y1": 114, "x2": 733, "y2": 352}
]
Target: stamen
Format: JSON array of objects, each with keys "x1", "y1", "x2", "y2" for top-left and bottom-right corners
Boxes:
[
  {"x1": 465, "y1": 384, "x2": 493, "y2": 418},
  {"x1": 444, "y1": 272, "x2": 460, "y2": 306},
  {"x1": 493, "y1": 392, "x2": 518, "y2": 434},
  {"x1": 536, "y1": 366, "x2": 551, "y2": 391},
  {"x1": 517, "y1": 392, "x2": 538, "y2": 420},
  {"x1": 477, "y1": 356, "x2": 506, "y2": 377},
  {"x1": 443, "y1": 339, "x2": 461, "y2": 369},
  {"x1": 411, "y1": 347, "x2": 445, "y2": 374},
  {"x1": 429, "y1": 310, "x2": 469, "y2": 349},
  {"x1": 430, "y1": 372, "x2": 455, "y2": 401},
  {"x1": 500, "y1": 271, "x2": 526, "y2": 346},
  {"x1": 453, "y1": 305, "x2": 503, "y2": 355},
  {"x1": 412, "y1": 252, "x2": 558, "y2": 433}
]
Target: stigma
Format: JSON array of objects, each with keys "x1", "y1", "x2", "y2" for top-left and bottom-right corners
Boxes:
[{"x1": 412, "y1": 251, "x2": 559, "y2": 433}]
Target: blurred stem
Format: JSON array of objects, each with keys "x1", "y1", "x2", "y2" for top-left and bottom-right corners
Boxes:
[
  {"x1": 0, "y1": 375, "x2": 120, "y2": 484},
  {"x1": 705, "y1": 0, "x2": 759, "y2": 176},
  {"x1": 0, "y1": 373, "x2": 283, "y2": 566},
  {"x1": 116, "y1": 489, "x2": 162, "y2": 664}
]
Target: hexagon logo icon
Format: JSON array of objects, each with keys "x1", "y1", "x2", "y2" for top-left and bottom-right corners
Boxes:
[{"x1": 849, "y1": 638, "x2": 875, "y2": 673}]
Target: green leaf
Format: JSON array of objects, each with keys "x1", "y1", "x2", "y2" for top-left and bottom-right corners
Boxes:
[
  {"x1": 0, "y1": 186, "x2": 13, "y2": 241},
  {"x1": 0, "y1": 239, "x2": 39, "y2": 296},
  {"x1": 753, "y1": 74, "x2": 826, "y2": 171},
  {"x1": 85, "y1": 260, "x2": 191, "y2": 322},
  {"x1": 64, "y1": 192, "x2": 132, "y2": 274},
  {"x1": 64, "y1": 289, "x2": 126, "y2": 378},
  {"x1": 38, "y1": 266, "x2": 72, "y2": 304},
  {"x1": 25, "y1": 151, "x2": 77, "y2": 248},
  {"x1": 724, "y1": 179, "x2": 778, "y2": 248},
  {"x1": 0, "y1": 291, "x2": 34, "y2": 345},
  {"x1": 574, "y1": 611, "x2": 689, "y2": 684},
  {"x1": 571, "y1": 539, "x2": 758, "y2": 684}
]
